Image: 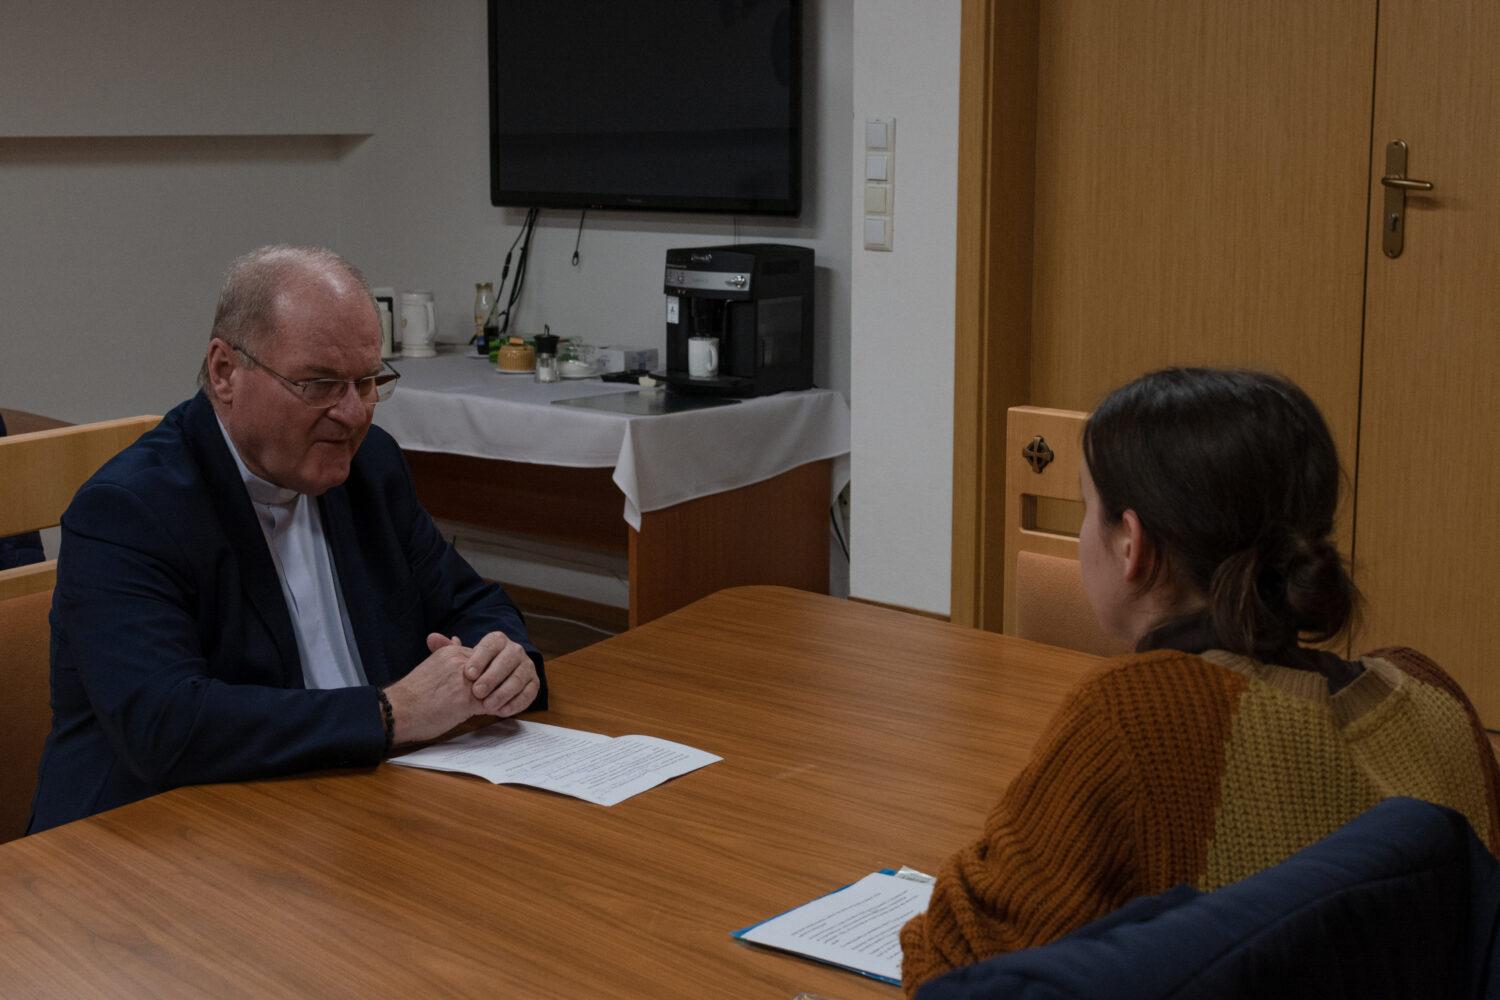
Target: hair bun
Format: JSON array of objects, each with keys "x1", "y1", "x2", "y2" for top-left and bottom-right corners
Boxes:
[
  {"x1": 1278, "y1": 534, "x2": 1354, "y2": 642},
  {"x1": 1207, "y1": 533, "x2": 1353, "y2": 657}
]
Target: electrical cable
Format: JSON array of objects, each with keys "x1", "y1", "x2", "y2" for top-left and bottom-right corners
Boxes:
[
  {"x1": 830, "y1": 507, "x2": 850, "y2": 561},
  {"x1": 526, "y1": 612, "x2": 621, "y2": 638},
  {"x1": 482, "y1": 211, "x2": 536, "y2": 338},
  {"x1": 571, "y1": 209, "x2": 586, "y2": 266},
  {"x1": 496, "y1": 209, "x2": 534, "y2": 326},
  {"x1": 496, "y1": 207, "x2": 540, "y2": 334}
]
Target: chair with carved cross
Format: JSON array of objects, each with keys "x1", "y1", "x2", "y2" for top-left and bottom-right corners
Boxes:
[
  {"x1": 1002, "y1": 406, "x2": 1126, "y2": 657},
  {"x1": 0, "y1": 413, "x2": 158, "y2": 842}
]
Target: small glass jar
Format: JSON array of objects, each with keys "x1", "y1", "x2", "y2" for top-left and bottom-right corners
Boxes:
[
  {"x1": 534, "y1": 332, "x2": 560, "y2": 383},
  {"x1": 473, "y1": 282, "x2": 495, "y2": 355},
  {"x1": 536, "y1": 354, "x2": 559, "y2": 383}
]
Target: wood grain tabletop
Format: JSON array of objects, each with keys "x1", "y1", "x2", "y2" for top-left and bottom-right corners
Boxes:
[{"x1": 0, "y1": 586, "x2": 1101, "y2": 999}]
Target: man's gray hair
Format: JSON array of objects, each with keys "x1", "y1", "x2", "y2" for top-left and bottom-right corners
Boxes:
[{"x1": 198, "y1": 244, "x2": 373, "y2": 387}]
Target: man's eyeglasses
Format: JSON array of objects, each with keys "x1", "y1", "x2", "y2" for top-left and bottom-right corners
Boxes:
[{"x1": 234, "y1": 347, "x2": 400, "y2": 409}]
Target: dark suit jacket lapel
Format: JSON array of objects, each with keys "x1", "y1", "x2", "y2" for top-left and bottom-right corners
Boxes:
[
  {"x1": 182, "y1": 393, "x2": 304, "y2": 689},
  {"x1": 318, "y1": 486, "x2": 391, "y2": 686}
]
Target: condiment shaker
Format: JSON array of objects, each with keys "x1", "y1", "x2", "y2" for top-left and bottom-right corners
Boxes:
[{"x1": 534, "y1": 332, "x2": 560, "y2": 383}]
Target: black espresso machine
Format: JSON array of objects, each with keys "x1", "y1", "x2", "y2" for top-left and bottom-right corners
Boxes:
[{"x1": 663, "y1": 244, "x2": 815, "y2": 397}]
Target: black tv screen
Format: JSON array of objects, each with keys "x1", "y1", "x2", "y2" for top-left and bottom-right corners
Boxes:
[{"x1": 488, "y1": 1, "x2": 802, "y2": 216}]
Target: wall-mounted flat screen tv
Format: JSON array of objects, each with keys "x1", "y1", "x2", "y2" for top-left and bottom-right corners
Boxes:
[{"x1": 488, "y1": 0, "x2": 802, "y2": 216}]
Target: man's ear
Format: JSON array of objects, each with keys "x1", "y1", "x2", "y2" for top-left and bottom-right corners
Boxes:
[
  {"x1": 205, "y1": 338, "x2": 237, "y2": 403},
  {"x1": 1118, "y1": 508, "x2": 1156, "y2": 583}
]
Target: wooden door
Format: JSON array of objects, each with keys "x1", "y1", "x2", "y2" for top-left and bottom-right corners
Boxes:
[
  {"x1": 955, "y1": 0, "x2": 1379, "y2": 627},
  {"x1": 1028, "y1": 0, "x2": 1376, "y2": 492},
  {"x1": 1353, "y1": 0, "x2": 1500, "y2": 719}
]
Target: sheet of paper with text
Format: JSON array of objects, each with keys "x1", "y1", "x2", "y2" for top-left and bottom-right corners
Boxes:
[
  {"x1": 389, "y1": 719, "x2": 720, "y2": 806},
  {"x1": 735, "y1": 871, "x2": 936, "y2": 984}
]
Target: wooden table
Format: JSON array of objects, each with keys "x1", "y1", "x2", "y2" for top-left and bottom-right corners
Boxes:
[
  {"x1": 375, "y1": 354, "x2": 849, "y2": 628},
  {"x1": 0, "y1": 587, "x2": 1100, "y2": 998},
  {"x1": 408, "y1": 452, "x2": 834, "y2": 629}
]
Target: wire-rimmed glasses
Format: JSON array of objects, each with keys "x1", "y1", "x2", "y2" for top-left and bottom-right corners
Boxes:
[{"x1": 234, "y1": 347, "x2": 400, "y2": 408}]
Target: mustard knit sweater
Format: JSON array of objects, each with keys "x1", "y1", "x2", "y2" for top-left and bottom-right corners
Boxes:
[{"x1": 899, "y1": 646, "x2": 1500, "y2": 995}]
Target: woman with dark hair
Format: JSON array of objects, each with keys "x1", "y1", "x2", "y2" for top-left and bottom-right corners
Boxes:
[{"x1": 900, "y1": 367, "x2": 1500, "y2": 995}]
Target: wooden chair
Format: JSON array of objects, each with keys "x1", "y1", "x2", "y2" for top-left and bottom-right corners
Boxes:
[
  {"x1": 0, "y1": 407, "x2": 70, "y2": 436},
  {"x1": 0, "y1": 415, "x2": 159, "y2": 601},
  {"x1": 0, "y1": 588, "x2": 55, "y2": 842},
  {"x1": 0, "y1": 414, "x2": 158, "y2": 841},
  {"x1": 1003, "y1": 406, "x2": 1126, "y2": 657}
]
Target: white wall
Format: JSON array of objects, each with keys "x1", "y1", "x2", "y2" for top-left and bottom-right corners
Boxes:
[
  {"x1": 1, "y1": 0, "x2": 851, "y2": 414},
  {"x1": 848, "y1": 1, "x2": 961, "y2": 616},
  {"x1": 0, "y1": 0, "x2": 383, "y2": 422},
  {"x1": 0, "y1": 135, "x2": 359, "y2": 421},
  {"x1": 0, "y1": 1, "x2": 379, "y2": 137},
  {"x1": 339, "y1": 1, "x2": 853, "y2": 404},
  {"x1": 0, "y1": 0, "x2": 963, "y2": 617}
]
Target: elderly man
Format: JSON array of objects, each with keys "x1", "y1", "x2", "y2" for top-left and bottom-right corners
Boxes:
[{"x1": 29, "y1": 245, "x2": 543, "y2": 833}]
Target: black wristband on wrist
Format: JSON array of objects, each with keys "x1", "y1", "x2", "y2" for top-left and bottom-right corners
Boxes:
[{"x1": 376, "y1": 687, "x2": 396, "y2": 757}]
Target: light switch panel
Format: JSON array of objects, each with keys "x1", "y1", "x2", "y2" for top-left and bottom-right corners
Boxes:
[{"x1": 863, "y1": 117, "x2": 894, "y2": 251}]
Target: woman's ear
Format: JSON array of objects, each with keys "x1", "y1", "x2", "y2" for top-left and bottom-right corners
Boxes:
[{"x1": 1118, "y1": 508, "x2": 1156, "y2": 583}]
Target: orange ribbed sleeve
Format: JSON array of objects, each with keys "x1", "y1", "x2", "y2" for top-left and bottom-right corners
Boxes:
[{"x1": 899, "y1": 678, "x2": 1144, "y2": 995}]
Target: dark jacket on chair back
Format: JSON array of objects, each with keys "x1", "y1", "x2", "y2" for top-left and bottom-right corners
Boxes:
[{"x1": 916, "y1": 797, "x2": 1500, "y2": 1000}]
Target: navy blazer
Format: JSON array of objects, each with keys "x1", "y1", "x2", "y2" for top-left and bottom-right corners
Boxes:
[{"x1": 30, "y1": 392, "x2": 545, "y2": 833}]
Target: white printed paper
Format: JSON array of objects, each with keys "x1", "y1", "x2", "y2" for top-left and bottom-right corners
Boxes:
[
  {"x1": 388, "y1": 719, "x2": 720, "y2": 806},
  {"x1": 737, "y1": 871, "x2": 935, "y2": 984}
]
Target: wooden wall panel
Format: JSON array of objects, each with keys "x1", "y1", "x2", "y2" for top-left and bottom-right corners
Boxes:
[
  {"x1": 1028, "y1": 0, "x2": 1376, "y2": 528},
  {"x1": 950, "y1": 0, "x2": 1039, "y2": 629}
]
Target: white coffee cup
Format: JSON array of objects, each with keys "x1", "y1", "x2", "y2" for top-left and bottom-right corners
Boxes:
[
  {"x1": 400, "y1": 290, "x2": 437, "y2": 358},
  {"x1": 688, "y1": 336, "x2": 719, "y2": 378}
]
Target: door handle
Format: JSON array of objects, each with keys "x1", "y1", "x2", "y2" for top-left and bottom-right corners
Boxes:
[
  {"x1": 1380, "y1": 176, "x2": 1434, "y2": 191},
  {"x1": 1381, "y1": 140, "x2": 1435, "y2": 259}
]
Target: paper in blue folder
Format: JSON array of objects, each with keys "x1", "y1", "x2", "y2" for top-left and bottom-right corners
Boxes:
[{"x1": 732, "y1": 868, "x2": 935, "y2": 986}]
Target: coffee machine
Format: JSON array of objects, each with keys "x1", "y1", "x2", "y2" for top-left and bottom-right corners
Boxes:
[{"x1": 663, "y1": 244, "x2": 815, "y2": 397}]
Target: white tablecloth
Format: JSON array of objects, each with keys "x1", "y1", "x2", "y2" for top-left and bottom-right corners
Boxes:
[{"x1": 374, "y1": 352, "x2": 851, "y2": 529}]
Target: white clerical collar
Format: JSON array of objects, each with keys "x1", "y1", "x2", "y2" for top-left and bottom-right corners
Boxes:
[{"x1": 215, "y1": 416, "x2": 301, "y2": 507}]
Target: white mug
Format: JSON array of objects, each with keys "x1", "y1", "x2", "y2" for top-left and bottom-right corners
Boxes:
[
  {"x1": 688, "y1": 336, "x2": 719, "y2": 378},
  {"x1": 400, "y1": 290, "x2": 437, "y2": 358}
]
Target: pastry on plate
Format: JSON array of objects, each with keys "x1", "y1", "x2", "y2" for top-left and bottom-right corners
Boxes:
[{"x1": 496, "y1": 337, "x2": 535, "y2": 372}]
